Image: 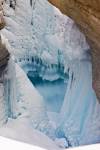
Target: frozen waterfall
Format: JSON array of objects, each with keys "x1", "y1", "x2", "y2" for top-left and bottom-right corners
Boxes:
[
  {"x1": 55, "y1": 60, "x2": 100, "y2": 147},
  {"x1": 0, "y1": 57, "x2": 17, "y2": 125},
  {"x1": 0, "y1": 0, "x2": 100, "y2": 149}
]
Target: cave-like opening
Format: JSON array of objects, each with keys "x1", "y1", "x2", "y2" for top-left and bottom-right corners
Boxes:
[
  {"x1": 28, "y1": 73, "x2": 67, "y2": 113},
  {"x1": 26, "y1": 55, "x2": 69, "y2": 113}
]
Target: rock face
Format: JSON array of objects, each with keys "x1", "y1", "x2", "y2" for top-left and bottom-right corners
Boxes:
[
  {"x1": 0, "y1": 0, "x2": 5, "y2": 30},
  {"x1": 0, "y1": 0, "x2": 9, "y2": 75},
  {"x1": 0, "y1": 37, "x2": 10, "y2": 75},
  {"x1": 48, "y1": 0, "x2": 100, "y2": 101},
  {"x1": 0, "y1": 0, "x2": 10, "y2": 125}
]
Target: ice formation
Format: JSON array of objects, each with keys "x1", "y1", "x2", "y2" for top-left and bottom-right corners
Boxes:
[
  {"x1": 0, "y1": 34, "x2": 17, "y2": 125},
  {"x1": 0, "y1": 0, "x2": 100, "y2": 149}
]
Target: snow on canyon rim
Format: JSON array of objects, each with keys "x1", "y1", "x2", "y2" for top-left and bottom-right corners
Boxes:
[{"x1": 0, "y1": 0, "x2": 100, "y2": 149}]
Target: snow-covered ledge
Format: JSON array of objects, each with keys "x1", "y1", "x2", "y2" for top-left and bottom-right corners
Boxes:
[{"x1": 0, "y1": 136, "x2": 100, "y2": 150}]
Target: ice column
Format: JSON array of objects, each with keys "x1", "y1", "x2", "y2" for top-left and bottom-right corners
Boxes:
[
  {"x1": 56, "y1": 60, "x2": 100, "y2": 146},
  {"x1": 3, "y1": 57, "x2": 17, "y2": 119}
]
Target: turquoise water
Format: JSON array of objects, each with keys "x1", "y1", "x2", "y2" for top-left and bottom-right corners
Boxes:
[{"x1": 28, "y1": 75, "x2": 67, "y2": 113}]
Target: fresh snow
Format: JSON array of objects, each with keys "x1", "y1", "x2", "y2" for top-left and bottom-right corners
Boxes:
[{"x1": 0, "y1": 116, "x2": 61, "y2": 150}]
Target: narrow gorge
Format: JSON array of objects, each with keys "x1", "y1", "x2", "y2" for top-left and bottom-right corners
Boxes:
[{"x1": 0, "y1": 0, "x2": 100, "y2": 149}]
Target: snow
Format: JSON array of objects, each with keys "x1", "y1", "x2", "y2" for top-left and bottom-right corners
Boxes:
[
  {"x1": 0, "y1": 62, "x2": 61, "y2": 149},
  {"x1": 0, "y1": 116, "x2": 61, "y2": 150},
  {"x1": 15, "y1": 63, "x2": 45, "y2": 113},
  {"x1": 0, "y1": 136, "x2": 100, "y2": 150},
  {"x1": 2, "y1": 0, "x2": 89, "y2": 61}
]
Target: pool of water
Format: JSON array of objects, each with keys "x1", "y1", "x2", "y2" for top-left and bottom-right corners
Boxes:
[{"x1": 28, "y1": 75, "x2": 67, "y2": 113}]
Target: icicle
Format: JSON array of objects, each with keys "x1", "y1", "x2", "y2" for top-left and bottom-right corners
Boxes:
[
  {"x1": 0, "y1": 74, "x2": 8, "y2": 125},
  {"x1": 31, "y1": 0, "x2": 37, "y2": 25},
  {"x1": 30, "y1": 0, "x2": 32, "y2": 6},
  {"x1": 7, "y1": 57, "x2": 17, "y2": 118}
]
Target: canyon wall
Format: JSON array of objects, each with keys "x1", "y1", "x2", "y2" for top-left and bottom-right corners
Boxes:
[
  {"x1": 0, "y1": 0, "x2": 10, "y2": 125},
  {"x1": 0, "y1": 0, "x2": 9, "y2": 75},
  {"x1": 48, "y1": 0, "x2": 100, "y2": 101},
  {"x1": 0, "y1": 0, "x2": 9, "y2": 76},
  {"x1": 0, "y1": 0, "x2": 5, "y2": 30}
]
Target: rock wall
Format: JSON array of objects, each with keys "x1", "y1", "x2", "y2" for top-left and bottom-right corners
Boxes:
[
  {"x1": 0, "y1": 0, "x2": 10, "y2": 125},
  {"x1": 48, "y1": 0, "x2": 100, "y2": 101},
  {"x1": 0, "y1": 0, "x2": 9, "y2": 75},
  {"x1": 0, "y1": 0, "x2": 5, "y2": 30}
]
